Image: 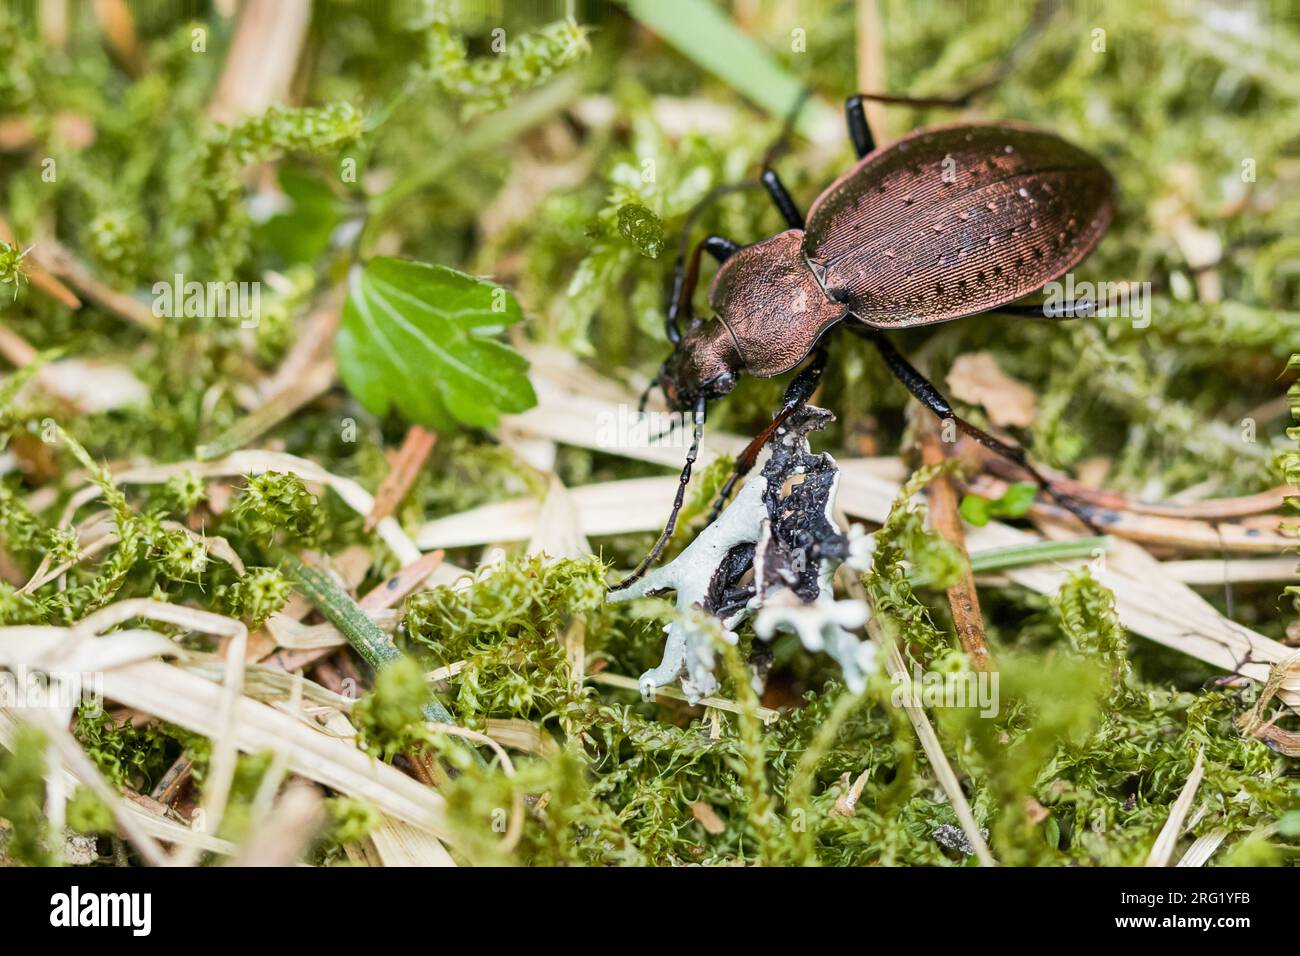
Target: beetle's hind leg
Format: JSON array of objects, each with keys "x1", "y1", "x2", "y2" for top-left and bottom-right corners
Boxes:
[
  {"x1": 856, "y1": 327, "x2": 1102, "y2": 531},
  {"x1": 995, "y1": 295, "x2": 1097, "y2": 320},
  {"x1": 706, "y1": 345, "x2": 830, "y2": 524},
  {"x1": 843, "y1": 80, "x2": 1007, "y2": 160},
  {"x1": 844, "y1": 81, "x2": 1009, "y2": 159},
  {"x1": 845, "y1": 0, "x2": 1058, "y2": 158}
]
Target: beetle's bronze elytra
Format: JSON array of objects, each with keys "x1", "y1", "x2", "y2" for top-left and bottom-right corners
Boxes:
[{"x1": 614, "y1": 94, "x2": 1115, "y2": 590}]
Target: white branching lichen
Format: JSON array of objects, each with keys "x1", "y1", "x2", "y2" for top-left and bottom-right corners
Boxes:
[{"x1": 608, "y1": 405, "x2": 876, "y2": 703}]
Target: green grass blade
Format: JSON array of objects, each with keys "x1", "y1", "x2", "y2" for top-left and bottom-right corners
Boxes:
[
  {"x1": 622, "y1": 0, "x2": 838, "y2": 139},
  {"x1": 969, "y1": 536, "x2": 1114, "y2": 574}
]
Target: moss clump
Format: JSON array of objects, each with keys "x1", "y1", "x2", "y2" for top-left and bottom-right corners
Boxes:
[
  {"x1": 0, "y1": 726, "x2": 52, "y2": 865},
  {"x1": 214, "y1": 566, "x2": 292, "y2": 630},
  {"x1": 229, "y1": 472, "x2": 324, "y2": 550},
  {"x1": 73, "y1": 708, "x2": 175, "y2": 792},
  {"x1": 66, "y1": 786, "x2": 114, "y2": 836},
  {"x1": 353, "y1": 656, "x2": 434, "y2": 762}
]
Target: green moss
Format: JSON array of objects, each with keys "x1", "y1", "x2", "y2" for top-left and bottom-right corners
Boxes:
[
  {"x1": 229, "y1": 472, "x2": 324, "y2": 550},
  {"x1": 321, "y1": 796, "x2": 382, "y2": 846},
  {"x1": 0, "y1": 239, "x2": 29, "y2": 298},
  {"x1": 353, "y1": 656, "x2": 433, "y2": 762},
  {"x1": 424, "y1": 17, "x2": 592, "y2": 118},
  {"x1": 0, "y1": 725, "x2": 52, "y2": 866},
  {"x1": 73, "y1": 708, "x2": 175, "y2": 791},
  {"x1": 66, "y1": 786, "x2": 114, "y2": 836},
  {"x1": 214, "y1": 566, "x2": 292, "y2": 630}
]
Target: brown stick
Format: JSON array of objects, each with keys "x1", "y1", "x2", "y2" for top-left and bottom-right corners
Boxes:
[
  {"x1": 91, "y1": 0, "x2": 146, "y2": 76},
  {"x1": 365, "y1": 426, "x2": 438, "y2": 531},
  {"x1": 208, "y1": 0, "x2": 312, "y2": 123},
  {"x1": 918, "y1": 417, "x2": 994, "y2": 672},
  {"x1": 27, "y1": 240, "x2": 160, "y2": 330}
]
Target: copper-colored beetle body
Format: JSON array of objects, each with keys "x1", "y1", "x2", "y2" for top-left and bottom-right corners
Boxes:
[{"x1": 669, "y1": 121, "x2": 1114, "y2": 401}]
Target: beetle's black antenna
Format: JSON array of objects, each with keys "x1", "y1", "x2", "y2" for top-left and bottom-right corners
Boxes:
[
  {"x1": 636, "y1": 379, "x2": 657, "y2": 415},
  {"x1": 609, "y1": 394, "x2": 708, "y2": 591}
]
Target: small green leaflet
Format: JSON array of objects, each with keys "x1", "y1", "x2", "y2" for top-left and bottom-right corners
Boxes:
[
  {"x1": 959, "y1": 481, "x2": 1039, "y2": 527},
  {"x1": 337, "y1": 258, "x2": 536, "y2": 431}
]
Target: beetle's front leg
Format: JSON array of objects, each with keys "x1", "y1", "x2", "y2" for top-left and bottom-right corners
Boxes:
[
  {"x1": 611, "y1": 394, "x2": 711, "y2": 591},
  {"x1": 666, "y1": 234, "x2": 740, "y2": 344},
  {"x1": 706, "y1": 345, "x2": 830, "y2": 524},
  {"x1": 760, "y1": 168, "x2": 804, "y2": 230}
]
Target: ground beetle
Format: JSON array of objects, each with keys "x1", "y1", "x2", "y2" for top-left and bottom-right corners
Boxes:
[{"x1": 612, "y1": 91, "x2": 1115, "y2": 589}]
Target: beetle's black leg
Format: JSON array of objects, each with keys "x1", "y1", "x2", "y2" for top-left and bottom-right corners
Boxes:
[
  {"x1": 701, "y1": 235, "x2": 740, "y2": 263},
  {"x1": 843, "y1": 81, "x2": 1011, "y2": 158},
  {"x1": 661, "y1": 88, "x2": 808, "y2": 274},
  {"x1": 610, "y1": 394, "x2": 710, "y2": 591},
  {"x1": 846, "y1": 0, "x2": 1056, "y2": 155},
  {"x1": 760, "y1": 167, "x2": 805, "y2": 230},
  {"x1": 762, "y1": 86, "x2": 812, "y2": 169},
  {"x1": 856, "y1": 327, "x2": 1101, "y2": 529},
  {"x1": 845, "y1": 96, "x2": 876, "y2": 159},
  {"x1": 706, "y1": 344, "x2": 829, "y2": 524},
  {"x1": 995, "y1": 297, "x2": 1097, "y2": 320},
  {"x1": 636, "y1": 379, "x2": 657, "y2": 415},
  {"x1": 667, "y1": 234, "x2": 740, "y2": 343},
  {"x1": 757, "y1": 88, "x2": 810, "y2": 229},
  {"x1": 845, "y1": 72, "x2": 1012, "y2": 134}
]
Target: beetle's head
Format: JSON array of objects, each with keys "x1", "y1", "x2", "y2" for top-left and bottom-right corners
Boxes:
[{"x1": 656, "y1": 317, "x2": 741, "y2": 412}]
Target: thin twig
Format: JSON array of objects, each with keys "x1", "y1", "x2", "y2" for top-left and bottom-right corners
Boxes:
[
  {"x1": 365, "y1": 425, "x2": 437, "y2": 531},
  {"x1": 196, "y1": 358, "x2": 335, "y2": 460},
  {"x1": 586, "y1": 671, "x2": 780, "y2": 725},
  {"x1": 28, "y1": 240, "x2": 161, "y2": 331},
  {"x1": 918, "y1": 417, "x2": 994, "y2": 671}
]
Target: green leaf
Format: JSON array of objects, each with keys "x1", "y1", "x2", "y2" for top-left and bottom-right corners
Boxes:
[
  {"x1": 959, "y1": 494, "x2": 993, "y2": 527},
  {"x1": 337, "y1": 257, "x2": 537, "y2": 431},
  {"x1": 960, "y1": 481, "x2": 1039, "y2": 527},
  {"x1": 996, "y1": 481, "x2": 1040, "y2": 518},
  {"x1": 254, "y1": 167, "x2": 344, "y2": 267}
]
